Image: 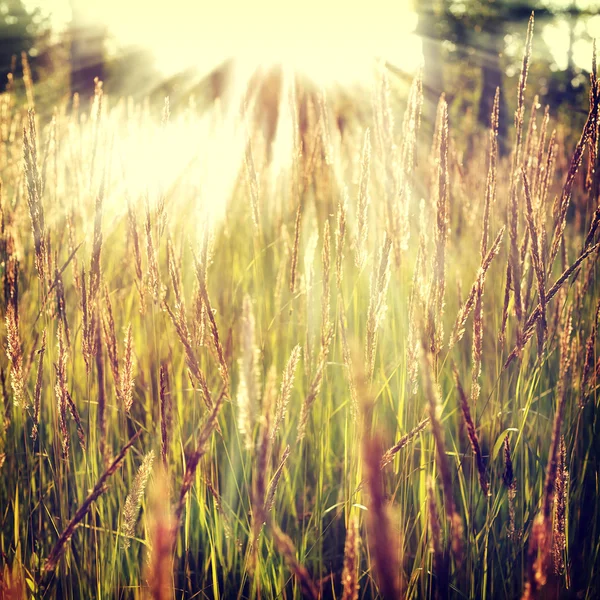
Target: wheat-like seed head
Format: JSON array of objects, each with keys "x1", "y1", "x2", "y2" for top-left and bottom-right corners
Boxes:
[{"x1": 121, "y1": 450, "x2": 155, "y2": 549}]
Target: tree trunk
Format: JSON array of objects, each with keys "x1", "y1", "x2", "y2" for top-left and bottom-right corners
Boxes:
[{"x1": 417, "y1": 0, "x2": 445, "y2": 132}]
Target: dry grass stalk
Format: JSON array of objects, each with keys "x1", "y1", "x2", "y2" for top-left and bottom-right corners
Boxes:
[
  {"x1": 552, "y1": 436, "x2": 568, "y2": 574},
  {"x1": 304, "y1": 230, "x2": 319, "y2": 379},
  {"x1": 450, "y1": 226, "x2": 505, "y2": 348},
  {"x1": 508, "y1": 13, "x2": 534, "y2": 334},
  {"x1": 1, "y1": 369, "x2": 9, "y2": 432},
  {"x1": 422, "y1": 344, "x2": 464, "y2": 564},
  {"x1": 194, "y1": 259, "x2": 229, "y2": 393},
  {"x1": 162, "y1": 296, "x2": 199, "y2": 381},
  {"x1": 429, "y1": 96, "x2": 445, "y2": 196},
  {"x1": 274, "y1": 226, "x2": 291, "y2": 317},
  {"x1": 363, "y1": 430, "x2": 403, "y2": 598},
  {"x1": 504, "y1": 241, "x2": 599, "y2": 368},
  {"x1": 341, "y1": 516, "x2": 360, "y2": 600},
  {"x1": 396, "y1": 70, "x2": 423, "y2": 256},
  {"x1": 23, "y1": 109, "x2": 47, "y2": 285},
  {"x1": 102, "y1": 288, "x2": 120, "y2": 401},
  {"x1": 144, "y1": 194, "x2": 160, "y2": 304},
  {"x1": 407, "y1": 209, "x2": 427, "y2": 394},
  {"x1": 237, "y1": 294, "x2": 261, "y2": 449},
  {"x1": 53, "y1": 260, "x2": 70, "y2": 345},
  {"x1": 121, "y1": 326, "x2": 134, "y2": 412},
  {"x1": 31, "y1": 328, "x2": 46, "y2": 440},
  {"x1": 539, "y1": 129, "x2": 557, "y2": 216},
  {"x1": 3, "y1": 252, "x2": 18, "y2": 316},
  {"x1": 471, "y1": 272, "x2": 485, "y2": 406},
  {"x1": 191, "y1": 280, "x2": 205, "y2": 348},
  {"x1": 503, "y1": 436, "x2": 518, "y2": 541},
  {"x1": 523, "y1": 95, "x2": 540, "y2": 179},
  {"x1": 532, "y1": 105, "x2": 550, "y2": 201},
  {"x1": 453, "y1": 366, "x2": 489, "y2": 496},
  {"x1": 374, "y1": 67, "x2": 403, "y2": 262},
  {"x1": 258, "y1": 364, "x2": 277, "y2": 465},
  {"x1": 301, "y1": 106, "x2": 323, "y2": 198},
  {"x1": 380, "y1": 417, "x2": 429, "y2": 469},
  {"x1": 145, "y1": 466, "x2": 175, "y2": 600},
  {"x1": 95, "y1": 318, "x2": 108, "y2": 465},
  {"x1": 585, "y1": 40, "x2": 598, "y2": 190},
  {"x1": 42, "y1": 430, "x2": 142, "y2": 578},
  {"x1": 271, "y1": 522, "x2": 319, "y2": 599},
  {"x1": 244, "y1": 132, "x2": 261, "y2": 234},
  {"x1": 166, "y1": 235, "x2": 183, "y2": 313},
  {"x1": 264, "y1": 444, "x2": 291, "y2": 513},
  {"x1": 162, "y1": 247, "x2": 209, "y2": 405},
  {"x1": 54, "y1": 321, "x2": 70, "y2": 459},
  {"x1": 499, "y1": 262, "x2": 512, "y2": 349},
  {"x1": 88, "y1": 78, "x2": 103, "y2": 189},
  {"x1": 522, "y1": 513, "x2": 547, "y2": 600},
  {"x1": 336, "y1": 188, "x2": 348, "y2": 289},
  {"x1": 65, "y1": 390, "x2": 85, "y2": 452},
  {"x1": 0, "y1": 370, "x2": 6, "y2": 466},
  {"x1": 121, "y1": 450, "x2": 155, "y2": 549},
  {"x1": 249, "y1": 367, "x2": 282, "y2": 576},
  {"x1": 297, "y1": 325, "x2": 333, "y2": 443},
  {"x1": 548, "y1": 92, "x2": 599, "y2": 273},
  {"x1": 365, "y1": 234, "x2": 392, "y2": 381},
  {"x1": 522, "y1": 170, "x2": 547, "y2": 356},
  {"x1": 80, "y1": 268, "x2": 97, "y2": 374},
  {"x1": 543, "y1": 313, "x2": 572, "y2": 524},
  {"x1": 355, "y1": 129, "x2": 371, "y2": 270},
  {"x1": 159, "y1": 364, "x2": 171, "y2": 468},
  {"x1": 355, "y1": 416, "x2": 430, "y2": 494},
  {"x1": 21, "y1": 51, "x2": 34, "y2": 108},
  {"x1": 467, "y1": 93, "x2": 501, "y2": 405},
  {"x1": 482, "y1": 87, "x2": 500, "y2": 258},
  {"x1": 318, "y1": 87, "x2": 333, "y2": 165},
  {"x1": 338, "y1": 297, "x2": 358, "y2": 422},
  {"x1": 428, "y1": 96, "x2": 449, "y2": 359},
  {"x1": 204, "y1": 477, "x2": 234, "y2": 541},
  {"x1": 524, "y1": 310, "x2": 572, "y2": 597},
  {"x1": 584, "y1": 199, "x2": 600, "y2": 248},
  {"x1": 427, "y1": 476, "x2": 448, "y2": 599},
  {"x1": 126, "y1": 192, "x2": 146, "y2": 313},
  {"x1": 356, "y1": 354, "x2": 403, "y2": 598},
  {"x1": 175, "y1": 387, "x2": 225, "y2": 525},
  {"x1": 581, "y1": 297, "x2": 600, "y2": 404},
  {"x1": 321, "y1": 220, "x2": 331, "y2": 350},
  {"x1": 250, "y1": 367, "x2": 275, "y2": 546},
  {"x1": 271, "y1": 344, "x2": 301, "y2": 443},
  {"x1": 66, "y1": 207, "x2": 82, "y2": 296},
  {"x1": 289, "y1": 200, "x2": 303, "y2": 294},
  {"x1": 89, "y1": 177, "x2": 105, "y2": 303},
  {"x1": 5, "y1": 303, "x2": 24, "y2": 408}
]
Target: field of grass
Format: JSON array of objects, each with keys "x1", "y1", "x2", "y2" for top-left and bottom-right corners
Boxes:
[{"x1": 1, "y1": 15, "x2": 599, "y2": 599}]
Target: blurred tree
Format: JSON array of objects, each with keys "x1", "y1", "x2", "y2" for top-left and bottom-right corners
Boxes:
[
  {"x1": 452, "y1": 0, "x2": 510, "y2": 153},
  {"x1": 70, "y1": 0, "x2": 106, "y2": 100},
  {"x1": 0, "y1": 0, "x2": 50, "y2": 88},
  {"x1": 416, "y1": 0, "x2": 446, "y2": 129},
  {"x1": 414, "y1": 0, "x2": 599, "y2": 153}
]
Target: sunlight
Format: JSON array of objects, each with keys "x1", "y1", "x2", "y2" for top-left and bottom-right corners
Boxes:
[{"x1": 78, "y1": 0, "x2": 422, "y2": 86}]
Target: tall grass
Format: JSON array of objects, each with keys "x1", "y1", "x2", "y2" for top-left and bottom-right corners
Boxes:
[{"x1": 0, "y1": 15, "x2": 599, "y2": 599}]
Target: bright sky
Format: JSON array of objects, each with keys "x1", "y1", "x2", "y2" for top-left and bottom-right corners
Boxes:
[
  {"x1": 28, "y1": 0, "x2": 423, "y2": 84},
  {"x1": 542, "y1": 13, "x2": 600, "y2": 71},
  {"x1": 24, "y1": 0, "x2": 600, "y2": 85}
]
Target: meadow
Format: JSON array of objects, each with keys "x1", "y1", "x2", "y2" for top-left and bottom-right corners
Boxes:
[{"x1": 0, "y1": 14, "x2": 599, "y2": 599}]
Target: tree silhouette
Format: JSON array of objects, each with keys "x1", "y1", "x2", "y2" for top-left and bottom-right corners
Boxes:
[{"x1": 0, "y1": 0, "x2": 50, "y2": 89}]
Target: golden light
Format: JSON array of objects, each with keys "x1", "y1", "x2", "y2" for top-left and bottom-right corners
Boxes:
[
  {"x1": 74, "y1": 0, "x2": 423, "y2": 86},
  {"x1": 31, "y1": 0, "x2": 426, "y2": 228}
]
